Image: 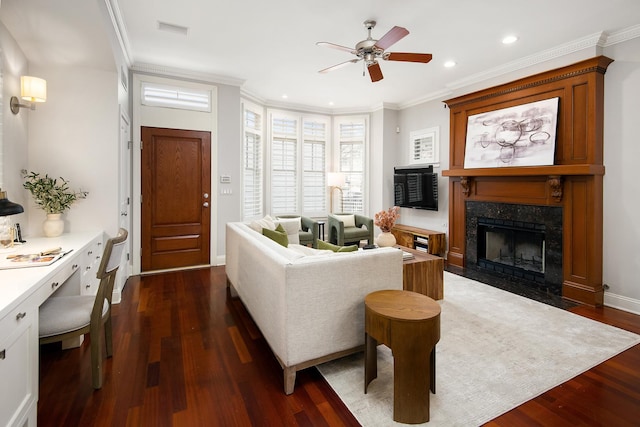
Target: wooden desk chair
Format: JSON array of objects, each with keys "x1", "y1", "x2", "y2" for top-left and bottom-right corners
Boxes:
[{"x1": 39, "y1": 228, "x2": 128, "y2": 389}]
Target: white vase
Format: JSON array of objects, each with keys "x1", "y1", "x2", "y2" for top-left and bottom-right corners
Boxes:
[
  {"x1": 43, "y1": 213, "x2": 64, "y2": 237},
  {"x1": 376, "y1": 231, "x2": 396, "y2": 247}
]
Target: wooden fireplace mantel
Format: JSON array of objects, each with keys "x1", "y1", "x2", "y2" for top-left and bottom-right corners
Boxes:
[
  {"x1": 442, "y1": 56, "x2": 613, "y2": 307},
  {"x1": 442, "y1": 164, "x2": 605, "y2": 178}
]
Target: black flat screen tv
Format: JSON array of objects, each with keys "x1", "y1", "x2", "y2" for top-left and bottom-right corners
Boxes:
[{"x1": 393, "y1": 166, "x2": 438, "y2": 211}]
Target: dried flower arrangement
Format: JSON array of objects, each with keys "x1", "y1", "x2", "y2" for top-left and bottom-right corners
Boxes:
[{"x1": 374, "y1": 206, "x2": 400, "y2": 233}]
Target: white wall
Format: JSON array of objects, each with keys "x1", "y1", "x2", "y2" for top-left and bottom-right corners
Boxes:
[
  {"x1": 25, "y1": 65, "x2": 120, "y2": 238},
  {"x1": 396, "y1": 102, "x2": 450, "y2": 235},
  {"x1": 0, "y1": 20, "x2": 28, "y2": 228},
  {"x1": 602, "y1": 36, "x2": 640, "y2": 313}
]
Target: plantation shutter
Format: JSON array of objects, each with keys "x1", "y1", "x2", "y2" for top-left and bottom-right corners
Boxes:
[
  {"x1": 271, "y1": 116, "x2": 298, "y2": 215},
  {"x1": 242, "y1": 104, "x2": 263, "y2": 220},
  {"x1": 302, "y1": 120, "x2": 327, "y2": 215},
  {"x1": 339, "y1": 121, "x2": 365, "y2": 214}
]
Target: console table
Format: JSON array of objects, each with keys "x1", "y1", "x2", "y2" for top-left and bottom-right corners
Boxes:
[
  {"x1": 391, "y1": 224, "x2": 446, "y2": 256},
  {"x1": 0, "y1": 231, "x2": 103, "y2": 427}
]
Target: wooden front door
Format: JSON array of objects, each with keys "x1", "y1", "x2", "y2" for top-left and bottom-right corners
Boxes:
[{"x1": 141, "y1": 127, "x2": 211, "y2": 271}]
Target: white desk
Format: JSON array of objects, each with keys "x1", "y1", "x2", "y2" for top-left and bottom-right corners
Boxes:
[{"x1": 0, "y1": 231, "x2": 103, "y2": 427}]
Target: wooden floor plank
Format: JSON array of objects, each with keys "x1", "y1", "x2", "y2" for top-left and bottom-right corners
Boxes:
[{"x1": 38, "y1": 266, "x2": 640, "y2": 426}]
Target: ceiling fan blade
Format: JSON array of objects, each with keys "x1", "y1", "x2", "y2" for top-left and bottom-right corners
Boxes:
[
  {"x1": 367, "y1": 62, "x2": 383, "y2": 82},
  {"x1": 319, "y1": 58, "x2": 360, "y2": 74},
  {"x1": 374, "y1": 26, "x2": 409, "y2": 50},
  {"x1": 384, "y1": 52, "x2": 433, "y2": 63},
  {"x1": 316, "y1": 42, "x2": 357, "y2": 55}
]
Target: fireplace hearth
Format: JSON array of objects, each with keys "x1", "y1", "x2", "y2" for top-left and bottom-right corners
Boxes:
[{"x1": 466, "y1": 202, "x2": 562, "y2": 295}]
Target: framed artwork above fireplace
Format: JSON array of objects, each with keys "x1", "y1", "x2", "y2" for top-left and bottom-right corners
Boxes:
[{"x1": 464, "y1": 97, "x2": 559, "y2": 168}]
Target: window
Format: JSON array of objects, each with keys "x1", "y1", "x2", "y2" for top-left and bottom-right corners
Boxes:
[
  {"x1": 336, "y1": 117, "x2": 367, "y2": 214},
  {"x1": 141, "y1": 82, "x2": 211, "y2": 112},
  {"x1": 242, "y1": 101, "x2": 264, "y2": 220},
  {"x1": 268, "y1": 110, "x2": 329, "y2": 217},
  {"x1": 270, "y1": 115, "x2": 298, "y2": 215},
  {"x1": 303, "y1": 121, "x2": 327, "y2": 214}
]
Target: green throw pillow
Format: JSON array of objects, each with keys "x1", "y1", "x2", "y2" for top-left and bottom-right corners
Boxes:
[
  {"x1": 263, "y1": 224, "x2": 288, "y2": 247},
  {"x1": 317, "y1": 240, "x2": 358, "y2": 252}
]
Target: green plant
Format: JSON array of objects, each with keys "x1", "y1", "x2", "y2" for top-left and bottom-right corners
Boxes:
[{"x1": 22, "y1": 170, "x2": 88, "y2": 214}]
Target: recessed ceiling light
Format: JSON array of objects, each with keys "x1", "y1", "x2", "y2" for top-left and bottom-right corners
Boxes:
[
  {"x1": 502, "y1": 35, "x2": 518, "y2": 45},
  {"x1": 328, "y1": 101, "x2": 334, "y2": 106},
  {"x1": 281, "y1": 94, "x2": 288, "y2": 99},
  {"x1": 444, "y1": 61, "x2": 456, "y2": 68}
]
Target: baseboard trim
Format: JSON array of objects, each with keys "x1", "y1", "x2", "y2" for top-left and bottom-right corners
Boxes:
[{"x1": 604, "y1": 292, "x2": 640, "y2": 316}]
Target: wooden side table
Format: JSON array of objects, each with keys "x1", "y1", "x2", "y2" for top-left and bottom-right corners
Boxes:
[
  {"x1": 364, "y1": 290, "x2": 441, "y2": 424},
  {"x1": 400, "y1": 245, "x2": 444, "y2": 300}
]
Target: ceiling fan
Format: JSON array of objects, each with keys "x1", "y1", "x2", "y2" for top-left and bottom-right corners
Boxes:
[{"x1": 316, "y1": 20, "x2": 432, "y2": 82}]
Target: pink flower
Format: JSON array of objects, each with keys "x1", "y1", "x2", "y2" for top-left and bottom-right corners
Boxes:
[{"x1": 374, "y1": 206, "x2": 400, "y2": 233}]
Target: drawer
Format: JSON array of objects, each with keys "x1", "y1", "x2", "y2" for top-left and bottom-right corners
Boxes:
[
  {"x1": 0, "y1": 302, "x2": 35, "y2": 342},
  {"x1": 32, "y1": 260, "x2": 81, "y2": 304},
  {"x1": 81, "y1": 237, "x2": 103, "y2": 295}
]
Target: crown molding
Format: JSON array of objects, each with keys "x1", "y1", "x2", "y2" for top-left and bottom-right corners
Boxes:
[
  {"x1": 399, "y1": 88, "x2": 454, "y2": 110},
  {"x1": 604, "y1": 23, "x2": 640, "y2": 46},
  {"x1": 445, "y1": 31, "x2": 605, "y2": 93},
  {"x1": 132, "y1": 62, "x2": 245, "y2": 87},
  {"x1": 103, "y1": 0, "x2": 133, "y2": 66}
]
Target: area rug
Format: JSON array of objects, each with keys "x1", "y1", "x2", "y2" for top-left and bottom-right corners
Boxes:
[{"x1": 317, "y1": 272, "x2": 640, "y2": 426}]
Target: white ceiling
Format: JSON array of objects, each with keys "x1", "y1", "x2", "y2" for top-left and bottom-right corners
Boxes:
[{"x1": 2, "y1": 0, "x2": 640, "y2": 111}]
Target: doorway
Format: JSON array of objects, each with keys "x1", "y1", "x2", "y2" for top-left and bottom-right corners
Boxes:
[{"x1": 141, "y1": 127, "x2": 212, "y2": 271}]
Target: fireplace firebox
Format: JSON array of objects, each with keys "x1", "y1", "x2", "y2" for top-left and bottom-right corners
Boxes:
[
  {"x1": 465, "y1": 201, "x2": 563, "y2": 295},
  {"x1": 477, "y1": 218, "x2": 545, "y2": 284}
]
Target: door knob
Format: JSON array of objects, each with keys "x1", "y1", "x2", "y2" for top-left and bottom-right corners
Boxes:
[
  {"x1": 203, "y1": 202, "x2": 209, "y2": 208},
  {"x1": 204, "y1": 193, "x2": 209, "y2": 199}
]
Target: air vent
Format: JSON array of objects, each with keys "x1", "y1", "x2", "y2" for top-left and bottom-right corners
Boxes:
[{"x1": 157, "y1": 21, "x2": 189, "y2": 36}]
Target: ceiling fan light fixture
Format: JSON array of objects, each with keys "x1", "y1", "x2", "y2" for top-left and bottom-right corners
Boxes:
[{"x1": 316, "y1": 20, "x2": 431, "y2": 83}]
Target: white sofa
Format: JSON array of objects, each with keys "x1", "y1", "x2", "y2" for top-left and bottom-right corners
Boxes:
[{"x1": 225, "y1": 221, "x2": 403, "y2": 394}]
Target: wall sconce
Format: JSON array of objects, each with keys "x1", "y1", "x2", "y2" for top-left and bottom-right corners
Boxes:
[
  {"x1": 327, "y1": 172, "x2": 345, "y2": 213},
  {"x1": 10, "y1": 76, "x2": 47, "y2": 114}
]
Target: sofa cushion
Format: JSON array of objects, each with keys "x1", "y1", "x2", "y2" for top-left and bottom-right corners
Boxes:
[
  {"x1": 275, "y1": 217, "x2": 301, "y2": 245},
  {"x1": 334, "y1": 214, "x2": 356, "y2": 228},
  {"x1": 263, "y1": 224, "x2": 288, "y2": 247},
  {"x1": 249, "y1": 215, "x2": 276, "y2": 233},
  {"x1": 317, "y1": 240, "x2": 359, "y2": 252}
]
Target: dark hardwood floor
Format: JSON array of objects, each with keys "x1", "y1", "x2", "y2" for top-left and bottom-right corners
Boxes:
[{"x1": 38, "y1": 266, "x2": 640, "y2": 426}]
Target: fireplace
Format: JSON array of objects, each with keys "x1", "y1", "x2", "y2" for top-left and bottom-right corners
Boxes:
[
  {"x1": 466, "y1": 202, "x2": 563, "y2": 295},
  {"x1": 478, "y1": 217, "x2": 545, "y2": 282}
]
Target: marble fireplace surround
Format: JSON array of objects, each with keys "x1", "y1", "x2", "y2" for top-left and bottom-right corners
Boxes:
[{"x1": 443, "y1": 56, "x2": 612, "y2": 306}]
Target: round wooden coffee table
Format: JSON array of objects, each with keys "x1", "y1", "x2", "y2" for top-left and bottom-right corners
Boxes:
[{"x1": 364, "y1": 289, "x2": 441, "y2": 424}]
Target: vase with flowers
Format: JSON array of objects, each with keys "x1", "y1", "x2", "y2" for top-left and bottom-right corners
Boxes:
[
  {"x1": 22, "y1": 170, "x2": 88, "y2": 237},
  {"x1": 374, "y1": 206, "x2": 400, "y2": 247}
]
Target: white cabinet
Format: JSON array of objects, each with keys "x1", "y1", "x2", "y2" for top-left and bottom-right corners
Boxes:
[
  {"x1": 0, "y1": 231, "x2": 104, "y2": 427},
  {"x1": 0, "y1": 300, "x2": 37, "y2": 427},
  {"x1": 81, "y1": 236, "x2": 104, "y2": 295}
]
